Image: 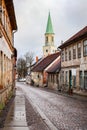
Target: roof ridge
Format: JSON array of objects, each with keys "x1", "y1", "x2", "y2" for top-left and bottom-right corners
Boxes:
[{"x1": 65, "y1": 26, "x2": 87, "y2": 43}]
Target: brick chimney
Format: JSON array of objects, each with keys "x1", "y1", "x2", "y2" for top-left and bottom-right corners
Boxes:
[{"x1": 36, "y1": 56, "x2": 38, "y2": 62}]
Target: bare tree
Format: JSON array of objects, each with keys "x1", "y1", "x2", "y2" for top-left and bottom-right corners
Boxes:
[
  {"x1": 25, "y1": 51, "x2": 34, "y2": 74},
  {"x1": 17, "y1": 57, "x2": 27, "y2": 79}
]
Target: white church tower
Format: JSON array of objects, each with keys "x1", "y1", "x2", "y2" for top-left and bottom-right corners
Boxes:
[{"x1": 43, "y1": 12, "x2": 57, "y2": 56}]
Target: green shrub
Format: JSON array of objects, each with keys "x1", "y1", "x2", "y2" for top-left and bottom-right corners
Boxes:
[{"x1": 0, "y1": 103, "x2": 5, "y2": 110}]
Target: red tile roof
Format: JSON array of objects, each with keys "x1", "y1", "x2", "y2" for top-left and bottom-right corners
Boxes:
[
  {"x1": 46, "y1": 56, "x2": 61, "y2": 73},
  {"x1": 32, "y1": 52, "x2": 60, "y2": 72},
  {"x1": 59, "y1": 26, "x2": 87, "y2": 49}
]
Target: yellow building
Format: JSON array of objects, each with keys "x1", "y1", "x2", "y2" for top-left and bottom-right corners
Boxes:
[{"x1": 0, "y1": 0, "x2": 17, "y2": 110}]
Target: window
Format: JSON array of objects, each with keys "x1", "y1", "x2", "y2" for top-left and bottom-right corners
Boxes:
[
  {"x1": 79, "y1": 71, "x2": 83, "y2": 89},
  {"x1": 65, "y1": 71, "x2": 68, "y2": 84},
  {"x1": 1, "y1": 51, "x2": 3, "y2": 85},
  {"x1": 51, "y1": 74, "x2": 52, "y2": 81},
  {"x1": 53, "y1": 75, "x2": 54, "y2": 83},
  {"x1": 61, "y1": 71, "x2": 64, "y2": 83},
  {"x1": 69, "y1": 50, "x2": 71, "y2": 60},
  {"x1": 80, "y1": 71, "x2": 87, "y2": 90},
  {"x1": 52, "y1": 36, "x2": 54, "y2": 42},
  {"x1": 56, "y1": 74, "x2": 58, "y2": 84},
  {"x1": 84, "y1": 71, "x2": 87, "y2": 89},
  {"x1": 61, "y1": 50, "x2": 64, "y2": 62},
  {"x1": 46, "y1": 36, "x2": 48, "y2": 43},
  {"x1": 83, "y1": 40, "x2": 87, "y2": 56},
  {"x1": 78, "y1": 43, "x2": 81, "y2": 58},
  {"x1": 65, "y1": 49, "x2": 67, "y2": 61},
  {"x1": 0, "y1": 5, "x2": 2, "y2": 20},
  {"x1": 73, "y1": 46, "x2": 76, "y2": 59},
  {"x1": 46, "y1": 49, "x2": 48, "y2": 52}
]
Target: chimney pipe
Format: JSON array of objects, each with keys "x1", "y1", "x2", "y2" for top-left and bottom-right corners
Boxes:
[{"x1": 36, "y1": 56, "x2": 38, "y2": 62}]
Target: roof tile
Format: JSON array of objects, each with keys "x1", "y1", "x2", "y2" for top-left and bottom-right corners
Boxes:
[{"x1": 32, "y1": 52, "x2": 60, "y2": 72}]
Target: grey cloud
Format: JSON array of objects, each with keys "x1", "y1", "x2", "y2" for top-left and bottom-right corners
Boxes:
[{"x1": 14, "y1": 0, "x2": 87, "y2": 58}]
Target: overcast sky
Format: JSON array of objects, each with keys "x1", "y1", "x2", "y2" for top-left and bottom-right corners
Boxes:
[{"x1": 13, "y1": 0, "x2": 87, "y2": 58}]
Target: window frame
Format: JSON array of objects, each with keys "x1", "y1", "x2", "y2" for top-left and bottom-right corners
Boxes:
[
  {"x1": 73, "y1": 46, "x2": 76, "y2": 59},
  {"x1": 69, "y1": 50, "x2": 71, "y2": 60},
  {"x1": 83, "y1": 40, "x2": 87, "y2": 56},
  {"x1": 61, "y1": 50, "x2": 64, "y2": 62},
  {"x1": 65, "y1": 49, "x2": 67, "y2": 61},
  {"x1": 78, "y1": 43, "x2": 81, "y2": 58}
]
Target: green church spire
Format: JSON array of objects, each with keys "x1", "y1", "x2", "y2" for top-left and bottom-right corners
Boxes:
[{"x1": 45, "y1": 12, "x2": 54, "y2": 34}]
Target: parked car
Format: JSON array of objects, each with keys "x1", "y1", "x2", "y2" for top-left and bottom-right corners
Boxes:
[{"x1": 18, "y1": 78, "x2": 26, "y2": 82}]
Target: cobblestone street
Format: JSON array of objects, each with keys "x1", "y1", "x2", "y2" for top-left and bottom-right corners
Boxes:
[{"x1": 16, "y1": 82, "x2": 87, "y2": 130}]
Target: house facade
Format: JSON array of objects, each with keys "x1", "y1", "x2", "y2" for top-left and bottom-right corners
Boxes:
[
  {"x1": 59, "y1": 26, "x2": 87, "y2": 92},
  {"x1": 31, "y1": 52, "x2": 60, "y2": 87},
  {"x1": 46, "y1": 56, "x2": 61, "y2": 90},
  {"x1": 0, "y1": 0, "x2": 17, "y2": 110}
]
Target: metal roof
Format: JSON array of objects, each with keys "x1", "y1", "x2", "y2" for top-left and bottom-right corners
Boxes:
[{"x1": 45, "y1": 12, "x2": 54, "y2": 34}]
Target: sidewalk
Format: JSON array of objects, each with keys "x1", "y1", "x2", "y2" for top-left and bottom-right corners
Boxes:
[
  {"x1": 38, "y1": 86, "x2": 87, "y2": 102},
  {"x1": 1, "y1": 88, "x2": 50, "y2": 130},
  {"x1": 73, "y1": 89, "x2": 87, "y2": 97},
  {"x1": 2, "y1": 89, "x2": 29, "y2": 130}
]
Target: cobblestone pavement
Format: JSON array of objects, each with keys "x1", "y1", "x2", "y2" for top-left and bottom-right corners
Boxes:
[
  {"x1": 25, "y1": 98, "x2": 50, "y2": 130},
  {"x1": 0, "y1": 87, "x2": 50, "y2": 130},
  {"x1": 17, "y1": 82, "x2": 87, "y2": 130}
]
